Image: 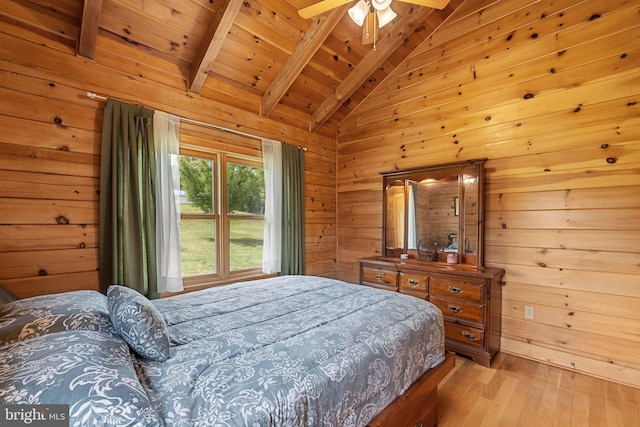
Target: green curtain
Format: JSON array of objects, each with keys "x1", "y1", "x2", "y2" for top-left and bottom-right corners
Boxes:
[
  {"x1": 280, "y1": 143, "x2": 305, "y2": 275},
  {"x1": 99, "y1": 99, "x2": 157, "y2": 297}
]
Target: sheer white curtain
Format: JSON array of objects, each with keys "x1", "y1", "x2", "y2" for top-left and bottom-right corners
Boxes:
[
  {"x1": 408, "y1": 185, "x2": 417, "y2": 249},
  {"x1": 262, "y1": 139, "x2": 282, "y2": 274},
  {"x1": 154, "y1": 111, "x2": 183, "y2": 293}
]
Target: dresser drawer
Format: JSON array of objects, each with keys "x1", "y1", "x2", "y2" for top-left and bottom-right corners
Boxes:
[
  {"x1": 358, "y1": 257, "x2": 505, "y2": 367},
  {"x1": 399, "y1": 271, "x2": 429, "y2": 293},
  {"x1": 430, "y1": 295, "x2": 483, "y2": 324},
  {"x1": 430, "y1": 277, "x2": 483, "y2": 303},
  {"x1": 362, "y1": 267, "x2": 398, "y2": 290},
  {"x1": 445, "y1": 322, "x2": 484, "y2": 348}
]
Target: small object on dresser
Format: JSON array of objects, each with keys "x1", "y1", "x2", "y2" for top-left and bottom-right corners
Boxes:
[
  {"x1": 447, "y1": 253, "x2": 458, "y2": 264},
  {"x1": 386, "y1": 247, "x2": 403, "y2": 258},
  {"x1": 418, "y1": 239, "x2": 439, "y2": 262}
]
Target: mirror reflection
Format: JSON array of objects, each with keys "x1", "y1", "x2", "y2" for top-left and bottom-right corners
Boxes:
[
  {"x1": 385, "y1": 182, "x2": 406, "y2": 251},
  {"x1": 463, "y1": 173, "x2": 479, "y2": 255},
  {"x1": 382, "y1": 159, "x2": 486, "y2": 266}
]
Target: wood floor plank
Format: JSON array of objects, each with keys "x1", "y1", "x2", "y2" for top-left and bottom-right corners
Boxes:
[
  {"x1": 439, "y1": 358, "x2": 483, "y2": 426},
  {"x1": 437, "y1": 354, "x2": 640, "y2": 427},
  {"x1": 497, "y1": 356, "x2": 537, "y2": 427},
  {"x1": 615, "y1": 381, "x2": 640, "y2": 427},
  {"x1": 481, "y1": 374, "x2": 518, "y2": 426},
  {"x1": 583, "y1": 374, "x2": 608, "y2": 427},
  {"x1": 516, "y1": 361, "x2": 549, "y2": 424},
  {"x1": 571, "y1": 376, "x2": 591, "y2": 427},
  {"x1": 553, "y1": 368, "x2": 576, "y2": 427},
  {"x1": 603, "y1": 380, "x2": 625, "y2": 426},
  {"x1": 536, "y1": 364, "x2": 562, "y2": 425}
]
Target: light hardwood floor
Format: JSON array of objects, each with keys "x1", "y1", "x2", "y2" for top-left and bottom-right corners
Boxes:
[{"x1": 437, "y1": 353, "x2": 640, "y2": 427}]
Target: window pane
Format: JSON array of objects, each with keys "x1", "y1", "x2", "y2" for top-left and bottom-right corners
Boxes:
[
  {"x1": 227, "y1": 162, "x2": 265, "y2": 215},
  {"x1": 180, "y1": 218, "x2": 216, "y2": 276},
  {"x1": 229, "y1": 218, "x2": 264, "y2": 271},
  {"x1": 180, "y1": 156, "x2": 214, "y2": 214}
]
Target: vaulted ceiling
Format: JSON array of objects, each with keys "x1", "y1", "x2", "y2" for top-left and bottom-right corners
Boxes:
[{"x1": 12, "y1": 0, "x2": 464, "y2": 136}]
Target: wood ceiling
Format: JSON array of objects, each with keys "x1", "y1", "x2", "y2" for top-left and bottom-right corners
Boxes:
[{"x1": 11, "y1": 0, "x2": 463, "y2": 136}]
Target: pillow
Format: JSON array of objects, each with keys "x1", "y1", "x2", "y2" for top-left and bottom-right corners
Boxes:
[
  {"x1": 0, "y1": 330, "x2": 163, "y2": 427},
  {"x1": 0, "y1": 290, "x2": 113, "y2": 346},
  {"x1": 107, "y1": 285, "x2": 170, "y2": 361},
  {"x1": 0, "y1": 285, "x2": 18, "y2": 305}
]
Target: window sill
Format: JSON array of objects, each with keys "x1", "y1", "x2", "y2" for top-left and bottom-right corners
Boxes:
[{"x1": 161, "y1": 271, "x2": 277, "y2": 297}]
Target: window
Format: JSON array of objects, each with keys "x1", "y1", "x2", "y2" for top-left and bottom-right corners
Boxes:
[
  {"x1": 179, "y1": 150, "x2": 265, "y2": 285},
  {"x1": 226, "y1": 161, "x2": 265, "y2": 271}
]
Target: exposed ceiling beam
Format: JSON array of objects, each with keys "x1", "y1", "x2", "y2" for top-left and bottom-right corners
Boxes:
[
  {"x1": 261, "y1": 5, "x2": 348, "y2": 117},
  {"x1": 77, "y1": 0, "x2": 103, "y2": 59},
  {"x1": 309, "y1": 5, "x2": 433, "y2": 132},
  {"x1": 189, "y1": 0, "x2": 244, "y2": 94}
]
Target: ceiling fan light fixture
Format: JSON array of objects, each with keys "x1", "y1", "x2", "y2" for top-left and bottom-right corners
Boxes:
[
  {"x1": 377, "y1": 6, "x2": 397, "y2": 28},
  {"x1": 348, "y1": 0, "x2": 369, "y2": 26},
  {"x1": 371, "y1": 0, "x2": 392, "y2": 11}
]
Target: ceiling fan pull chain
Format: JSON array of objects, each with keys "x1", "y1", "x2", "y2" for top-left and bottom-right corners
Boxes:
[
  {"x1": 365, "y1": 7, "x2": 370, "y2": 39},
  {"x1": 373, "y1": 9, "x2": 377, "y2": 51}
]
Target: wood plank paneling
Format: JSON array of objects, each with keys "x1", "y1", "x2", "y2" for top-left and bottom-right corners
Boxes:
[
  {"x1": 0, "y1": 142, "x2": 99, "y2": 177},
  {"x1": 0, "y1": 224, "x2": 98, "y2": 252},
  {"x1": 0, "y1": 248, "x2": 98, "y2": 281},
  {"x1": 1, "y1": 272, "x2": 100, "y2": 300},
  {"x1": 0, "y1": 0, "x2": 78, "y2": 54},
  {"x1": 0, "y1": 170, "x2": 98, "y2": 201},
  {"x1": 337, "y1": 0, "x2": 640, "y2": 387},
  {"x1": 0, "y1": 199, "x2": 97, "y2": 225},
  {"x1": 0, "y1": 1, "x2": 337, "y2": 297}
]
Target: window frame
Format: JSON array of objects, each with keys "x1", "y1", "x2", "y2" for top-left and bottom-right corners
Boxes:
[{"x1": 179, "y1": 148, "x2": 271, "y2": 290}]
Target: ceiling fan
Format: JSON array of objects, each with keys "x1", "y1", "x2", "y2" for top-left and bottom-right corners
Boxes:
[{"x1": 298, "y1": 0, "x2": 450, "y2": 47}]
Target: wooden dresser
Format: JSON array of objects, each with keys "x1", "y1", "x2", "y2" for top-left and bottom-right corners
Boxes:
[{"x1": 358, "y1": 257, "x2": 504, "y2": 367}]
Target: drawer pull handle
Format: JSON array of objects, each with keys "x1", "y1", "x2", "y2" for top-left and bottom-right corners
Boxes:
[
  {"x1": 407, "y1": 279, "x2": 419, "y2": 287},
  {"x1": 448, "y1": 305, "x2": 462, "y2": 313},
  {"x1": 375, "y1": 273, "x2": 383, "y2": 281},
  {"x1": 448, "y1": 285, "x2": 462, "y2": 294},
  {"x1": 462, "y1": 331, "x2": 477, "y2": 342}
]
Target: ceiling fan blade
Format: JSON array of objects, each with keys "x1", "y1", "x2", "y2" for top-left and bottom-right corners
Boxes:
[
  {"x1": 397, "y1": 0, "x2": 450, "y2": 9},
  {"x1": 298, "y1": 0, "x2": 354, "y2": 19}
]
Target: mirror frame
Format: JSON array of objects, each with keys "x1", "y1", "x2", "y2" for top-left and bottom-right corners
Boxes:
[{"x1": 381, "y1": 158, "x2": 487, "y2": 267}]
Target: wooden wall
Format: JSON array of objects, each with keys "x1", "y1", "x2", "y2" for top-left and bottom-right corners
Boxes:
[
  {"x1": 337, "y1": 0, "x2": 640, "y2": 387},
  {"x1": 0, "y1": 9, "x2": 337, "y2": 298}
]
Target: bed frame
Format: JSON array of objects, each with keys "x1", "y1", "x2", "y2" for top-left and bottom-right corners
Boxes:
[{"x1": 367, "y1": 352, "x2": 455, "y2": 427}]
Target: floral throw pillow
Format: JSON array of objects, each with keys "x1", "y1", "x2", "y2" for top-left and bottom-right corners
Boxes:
[
  {"x1": 0, "y1": 290, "x2": 113, "y2": 346},
  {"x1": 107, "y1": 285, "x2": 171, "y2": 362}
]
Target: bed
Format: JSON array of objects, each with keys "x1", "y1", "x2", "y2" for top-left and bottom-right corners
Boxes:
[{"x1": 0, "y1": 275, "x2": 453, "y2": 427}]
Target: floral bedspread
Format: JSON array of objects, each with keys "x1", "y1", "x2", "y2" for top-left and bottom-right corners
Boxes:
[{"x1": 142, "y1": 275, "x2": 445, "y2": 427}]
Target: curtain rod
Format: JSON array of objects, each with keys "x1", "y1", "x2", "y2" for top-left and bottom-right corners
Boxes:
[{"x1": 85, "y1": 91, "x2": 307, "y2": 151}]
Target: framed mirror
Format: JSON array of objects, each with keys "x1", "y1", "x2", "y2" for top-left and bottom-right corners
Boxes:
[{"x1": 381, "y1": 158, "x2": 487, "y2": 267}]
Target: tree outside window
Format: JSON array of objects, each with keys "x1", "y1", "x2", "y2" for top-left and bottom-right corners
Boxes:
[{"x1": 179, "y1": 153, "x2": 264, "y2": 280}]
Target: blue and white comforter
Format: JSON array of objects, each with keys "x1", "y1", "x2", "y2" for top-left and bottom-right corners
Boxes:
[
  {"x1": 143, "y1": 276, "x2": 445, "y2": 426},
  {"x1": 0, "y1": 276, "x2": 444, "y2": 427}
]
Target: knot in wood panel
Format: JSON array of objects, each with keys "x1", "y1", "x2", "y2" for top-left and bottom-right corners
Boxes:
[{"x1": 55, "y1": 216, "x2": 69, "y2": 224}]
